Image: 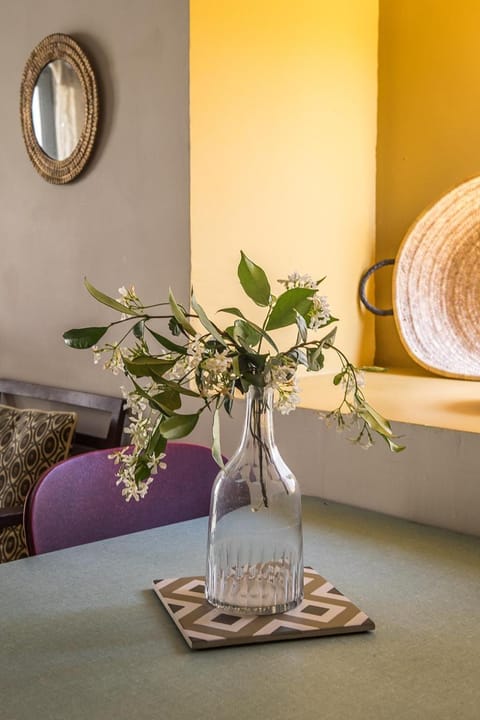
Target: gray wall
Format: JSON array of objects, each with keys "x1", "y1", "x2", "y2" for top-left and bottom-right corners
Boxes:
[{"x1": 0, "y1": 0, "x2": 190, "y2": 395}]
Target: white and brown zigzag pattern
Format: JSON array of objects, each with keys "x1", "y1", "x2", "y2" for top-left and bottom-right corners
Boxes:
[{"x1": 153, "y1": 568, "x2": 374, "y2": 650}]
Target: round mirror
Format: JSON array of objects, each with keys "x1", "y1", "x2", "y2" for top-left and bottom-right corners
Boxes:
[
  {"x1": 20, "y1": 34, "x2": 98, "y2": 184},
  {"x1": 32, "y1": 59, "x2": 86, "y2": 161}
]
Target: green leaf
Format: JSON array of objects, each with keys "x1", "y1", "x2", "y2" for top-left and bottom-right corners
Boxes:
[
  {"x1": 147, "y1": 327, "x2": 188, "y2": 355},
  {"x1": 295, "y1": 310, "x2": 308, "y2": 343},
  {"x1": 317, "y1": 326, "x2": 337, "y2": 348},
  {"x1": 84, "y1": 278, "x2": 139, "y2": 316},
  {"x1": 306, "y1": 346, "x2": 325, "y2": 372},
  {"x1": 287, "y1": 348, "x2": 308, "y2": 367},
  {"x1": 160, "y1": 378, "x2": 201, "y2": 398},
  {"x1": 212, "y1": 408, "x2": 225, "y2": 469},
  {"x1": 232, "y1": 319, "x2": 261, "y2": 348},
  {"x1": 265, "y1": 287, "x2": 315, "y2": 331},
  {"x1": 383, "y1": 435, "x2": 406, "y2": 452},
  {"x1": 238, "y1": 251, "x2": 271, "y2": 307},
  {"x1": 356, "y1": 407, "x2": 390, "y2": 437},
  {"x1": 358, "y1": 400, "x2": 393, "y2": 435},
  {"x1": 218, "y1": 307, "x2": 246, "y2": 319},
  {"x1": 168, "y1": 289, "x2": 197, "y2": 337},
  {"x1": 221, "y1": 310, "x2": 279, "y2": 352},
  {"x1": 168, "y1": 316, "x2": 182, "y2": 336},
  {"x1": 145, "y1": 425, "x2": 168, "y2": 458},
  {"x1": 237, "y1": 350, "x2": 268, "y2": 377},
  {"x1": 134, "y1": 460, "x2": 152, "y2": 484},
  {"x1": 333, "y1": 372, "x2": 344, "y2": 386},
  {"x1": 124, "y1": 356, "x2": 176, "y2": 379},
  {"x1": 239, "y1": 372, "x2": 266, "y2": 388},
  {"x1": 133, "y1": 321, "x2": 144, "y2": 339},
  {"x1": 191, "y1": 292, "x2": 227, "y2": 346},
  {"x1": 160, "y1": 413, "x2": 199, "y2": 439},
  {"x1": 151, "y1": 388, "x2": 182, "y2": 413},
  {"x1": 231, "y1": 355, "x2": 241, "y2": 377},
  {"x1": 223, "y1": 383, "x2": 235, "y2": 415},
  {"x1": 224, "y1": 325, "x2": 236, "y2": 341},
  {"x1": 355, "y1": 401, "x2": 406, "y2": 452},
  {"x1": 63, "y1": 326, "x2": 109, "y2": 349},
  {"x1": 127, "y1": 376, "x2": 168, "y2": 413}
]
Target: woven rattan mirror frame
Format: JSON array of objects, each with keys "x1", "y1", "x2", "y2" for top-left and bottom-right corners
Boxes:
[{"x1": 20, "y1": 33, "x2": 98, "y2": 184}]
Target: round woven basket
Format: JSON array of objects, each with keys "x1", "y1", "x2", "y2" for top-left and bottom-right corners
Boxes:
[{"x1": 393, "y1": 176, "x2": 480, "y2": 380}]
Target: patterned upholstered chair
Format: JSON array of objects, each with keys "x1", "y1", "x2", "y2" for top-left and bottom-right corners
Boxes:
[
  {"x1": 0, "y1": 379, "x2": 127, "y2": 562},
  {"x1": 25, "y1": 443, "x2": 220, "y2": 556},
  {"x1": 0, "y1": 405, "x2": 77, "y2": 562}
]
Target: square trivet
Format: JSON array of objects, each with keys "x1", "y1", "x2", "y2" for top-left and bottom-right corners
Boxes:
[{"x1": 152, "y1": 567, "x2": 374, "y2": 650}]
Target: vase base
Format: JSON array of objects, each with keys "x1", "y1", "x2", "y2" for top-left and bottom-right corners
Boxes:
[
  {"x1": 205, "y1": 556, "x2": 304, "y2": 616},
  {"x1": 205, "y1": 593, "x2": 303, "y2": 616}
]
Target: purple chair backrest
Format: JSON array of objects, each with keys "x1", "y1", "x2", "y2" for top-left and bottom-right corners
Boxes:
[{"x1": 25, "y1": 442, "x2": 221, "y2": 555}]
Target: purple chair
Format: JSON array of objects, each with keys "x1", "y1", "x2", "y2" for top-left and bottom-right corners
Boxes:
[{"x1": 25, "y1": 442, "x2": 221, "y2": 555}]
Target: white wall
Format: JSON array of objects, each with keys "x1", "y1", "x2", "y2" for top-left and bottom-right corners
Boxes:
[{"x1": 190, "y1": 400, "x2": 480, "y2": 538}]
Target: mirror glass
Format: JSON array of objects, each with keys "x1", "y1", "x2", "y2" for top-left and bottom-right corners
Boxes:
[
  {"x1": 32, "y1": 59, "x2": 85, "y2": 161},
  {"x1": 21, "y1": 33, "x2": 98, "y2": 183}
]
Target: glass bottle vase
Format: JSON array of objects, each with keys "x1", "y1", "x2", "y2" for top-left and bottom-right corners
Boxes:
[{"x1": 205, "y1": 385, "x2": 304, "y2": 615}]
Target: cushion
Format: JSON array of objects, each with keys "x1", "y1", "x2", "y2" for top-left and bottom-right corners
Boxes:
[{"x1": 0, "y1": 404, "x2": 77, "y2": 562}]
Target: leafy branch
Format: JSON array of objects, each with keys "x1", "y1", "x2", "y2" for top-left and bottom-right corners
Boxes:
[{"x1": 63, "y1": 252, "x2": 404, "y2": 500}]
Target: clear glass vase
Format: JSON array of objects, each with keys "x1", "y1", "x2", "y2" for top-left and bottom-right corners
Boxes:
[{"x1": 205, "y1": 385, "x2": 303, "y2": 615}]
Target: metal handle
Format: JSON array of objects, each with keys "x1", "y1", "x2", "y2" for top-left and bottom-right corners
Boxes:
[{"x1": 359, "y1": 259, "x2": 395, "y2": 316}]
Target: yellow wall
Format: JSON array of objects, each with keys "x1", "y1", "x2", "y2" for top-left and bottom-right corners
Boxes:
[
  {"x1": 376, "y1": 0, "x2": 480, "y2": 368},
  {"x1": 190, "y1": 0, "x2": 378, "y2": 369}
]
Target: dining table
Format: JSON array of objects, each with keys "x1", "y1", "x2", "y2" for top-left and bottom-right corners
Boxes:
[{"x1": 1, "y1": 495, "x2": 479, "y2": 720}]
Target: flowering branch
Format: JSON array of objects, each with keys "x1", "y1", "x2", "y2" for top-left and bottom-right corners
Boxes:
[{"x1": 63, "y1": 251, "x2": 404, "y2": 500}]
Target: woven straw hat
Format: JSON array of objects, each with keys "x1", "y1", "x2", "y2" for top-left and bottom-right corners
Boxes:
[{"x1": 393, "y1": 175, "x2": 480, "y2": 380}]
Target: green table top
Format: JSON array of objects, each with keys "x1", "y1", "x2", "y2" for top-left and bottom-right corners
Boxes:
[{"x1": 1, "y1": 496, "x2": 479, "y2": 720}]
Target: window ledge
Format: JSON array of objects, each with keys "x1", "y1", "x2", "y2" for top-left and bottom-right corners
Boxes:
[{"x1": 298, "y1": 367, "x2": 480, "y2": 434}]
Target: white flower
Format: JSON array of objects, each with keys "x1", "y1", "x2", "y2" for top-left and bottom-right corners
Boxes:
[
  {"x1": 117, "y1": 285, "x2": 139, "y2": 305},
  {"x1": 187, "y1": 337, "x2": 204, "y2": 358},
  {"x1": 165, "y1": 338, "x2": 204, "y2": 382},
  {"x1": 275, "y1": 388, "x2": 301, "y2": 415},
  {"x1": 279, "y1": 272, "x2": 332, "y2": 329},
  {"x1": 124, "y1": 415, "x2": 153, "y2": 446},
  {"x1": 109, "y1": 446, "x2": 159, "y2": 501},
  {"x1": 103, "y1": 346, "x2": 125, "y2": 375},
  {"x1": 280, "y1": 272, "x2": 318, "y2": 290},
  {"x1": 308, "y1": 294, "x2": 331, "y2": 329},
  {"x1": 147, "y1": 452, "x2": 167, "y2": 475},
  {"x1": 120, "y1": 385, "x2": 148, "y2": 414},
  {"x1": 165, "y1": 356, "x2": 189, "y2": 381},
  {"x1": 270, "y1": 361, "x2": 301, "y2": 414},
  {"x1": 203, "y1": 352, "x2": 232, "y2": 375},
  {"x1": 342, "y1": 369, "x2": 365, "y2": 394},
  {"x1": 108, "y1": 449, "x2": 127, "y2": 465},
  {"x1": 121, "y1": 476, "x2": 154, "y2": 502},
  {"x1": 116, "y1": 285, "x2": 141, "y2": 320},
  {"x1": 199, "y1": 351, "x2": 234, "y2": 397}
]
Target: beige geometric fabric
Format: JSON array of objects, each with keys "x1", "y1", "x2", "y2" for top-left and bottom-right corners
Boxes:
[{"x1": 0, "y1": 404, "x2": 77, "y2": 563}]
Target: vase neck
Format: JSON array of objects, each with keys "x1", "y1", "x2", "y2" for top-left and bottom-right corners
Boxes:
[{"x1": 239, "y1": 385, "x2": 276, "y2": 451}]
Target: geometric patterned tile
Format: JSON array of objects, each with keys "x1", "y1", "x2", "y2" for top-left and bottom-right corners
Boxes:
[{"x1": 153, "y1": 568, "x2": 375, "y2": 650}]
